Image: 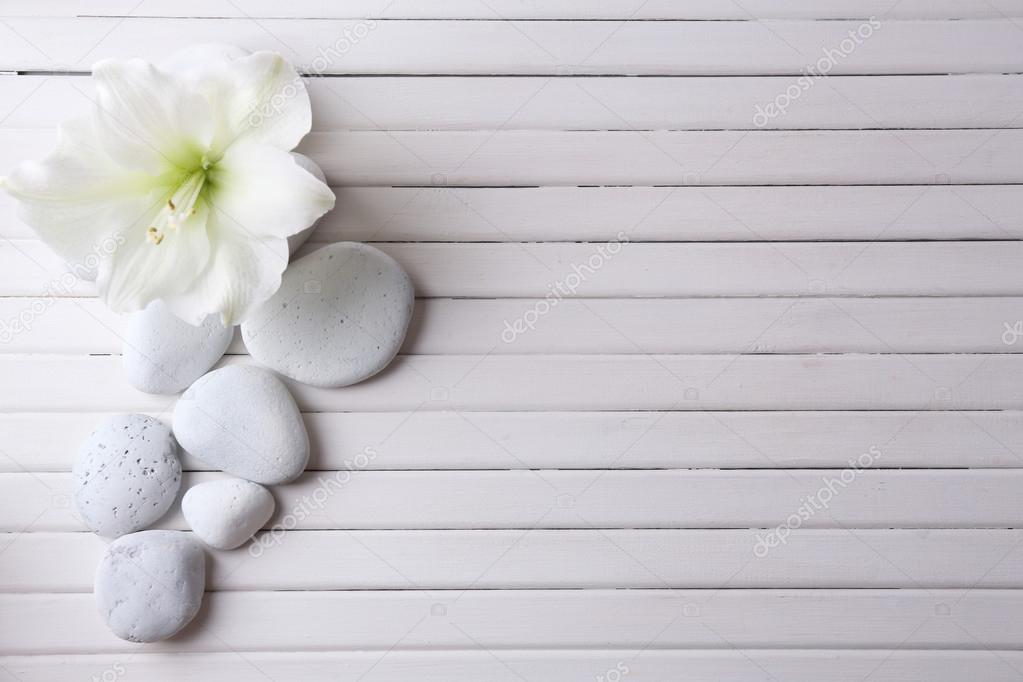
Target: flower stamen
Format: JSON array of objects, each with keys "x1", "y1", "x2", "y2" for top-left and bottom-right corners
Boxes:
[{"x1": 149, "y1": 170, "x2": 207, "y2": 245}]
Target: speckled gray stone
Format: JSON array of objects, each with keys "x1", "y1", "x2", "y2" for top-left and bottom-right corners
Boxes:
[
  {"x1": 241, "y1": 242, "x2": 415, "y2": 388},
  {"x1": 72, "y1": 414, "x2": 181, "y2": 538},
  {"x1": 123, "y1": 300, "x2": 234, "y2": 395},
  {"x1": 182, "y1": 478, "x2": 275, "y2": 550},
  {"x1": 94, "y1": 530, "x2": 205, "y2": 643},
  {"x1": 172, "y1": 365, "x2": 309, "y2": 484}
]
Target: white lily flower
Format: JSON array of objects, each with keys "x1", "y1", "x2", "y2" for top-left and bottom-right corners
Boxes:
[{"x1": 1, "y1": 46, "x2": 335, "y2": 325}]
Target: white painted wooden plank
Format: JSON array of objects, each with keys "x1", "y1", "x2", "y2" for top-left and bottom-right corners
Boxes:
[
  {"x1": 7, "y1": 185, "x2": 1023, "y2": 242},
  {"x1": 0, "y1": 354, "x2": 1016, "y2": 412},
  {"x1": 7, "y1": 470, "x2": 1023, "y2": 532},
  {"x1": 5, "y1": 409, "x2": 1022, "y2": 473},
  {"x1": 8, "y1": 529, "x2": 1023, "y2": 592},
  {"x1": 2, "y1": 297, "x2": 1022, "y2": 355},
  {"x1": 6, "y1": 241, "x2": 1023, "y2": 298},
  {"x1": 9, "y1": 0, "x2": 1023, "y2": 19},
  {"x1": 6, "y1": 650, "x2": 1023, "y2": 682},
  {"x1": 294, "y1": 130, "x2": 1023, "y2": 185},
  {"x1": 2, "y1": 19, "x2": 1021, "y2": 75},
  {"x1": 3, "y1": 589, "x2": 1023, "y2": 653},
  {"x1": 7, "y1": 128, "x2": 1020, "y2": 185},
  {"x1": 318, "y1": 185, "x2": 1023, "y2": 241},
  {"x1": 6, "y1": 74, "x2": 1023, "y2": 130}
]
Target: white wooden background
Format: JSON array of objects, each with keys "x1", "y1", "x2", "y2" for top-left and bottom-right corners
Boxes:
[{"x1": 2, "y1": 1, "x2": 1023, "y2": 680}]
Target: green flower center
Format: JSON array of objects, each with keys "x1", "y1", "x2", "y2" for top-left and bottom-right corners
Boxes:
[{"x1": 147, "y1": 155, "x2": 214, "y2": 246}]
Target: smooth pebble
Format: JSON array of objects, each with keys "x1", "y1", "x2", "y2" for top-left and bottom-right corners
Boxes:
[
  {"x1": 182, "y1": 478, "x2": 275, "y2": 550},
  {"x1": 173, "y1": 365, "x2": 309, "y2": 484},
  {"x1": 241, "y1": 242, "x2": 414, "y2": 388},
  {"x1": 95, "y1": 530, "x2": 205, "y2": 643},
  {"x1": 123, "y1": 300, "x2": 234, "y2": 395},
  {"x1": 72, "y1": 414, "x2": 181, "y2": 538}
]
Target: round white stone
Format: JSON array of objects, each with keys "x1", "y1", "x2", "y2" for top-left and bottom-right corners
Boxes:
[
  {"x1": 73, "y1": 414, "x2": 181, "y2": 538},
  {"x1": 123, "y1": 300, "x2": 234, "y2": 395},
  {"x1": 173, "y1": 365, "x2": 309, "y2": 484},
  {"x1": 182, "y1": 478, "x2": 275, "y2": 550},
  {"x1": 95, "y1": 530, "x2": 205, "y2": 643},
  {"x1": 241, "y1": 242, "x2": 415, "y2": 388}
]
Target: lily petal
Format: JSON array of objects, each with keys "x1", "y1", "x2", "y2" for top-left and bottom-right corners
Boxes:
[
  {"x1": 2, "y1": 117, "x2": 157, "y2": 266},
  {"x1": 92, "y1": 58, "x2": 215, "y2": 173},
  {"x1": 188, "y1": 51, "x2": 312, "y2": 154},
  {"x1": 208, "y1": 142, "x2": 334, "y2": 240},
  {"x1": 164, "y1": 216, "x2": 290, "y2": 326},
  {"x1": 97, "y1": 198, "x2": 212, "y2": 314}
]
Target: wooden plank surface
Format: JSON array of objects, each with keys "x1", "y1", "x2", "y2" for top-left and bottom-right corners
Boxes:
[
  {"x1": 5, "y1": 128, "x2": 1022, "y2": 185},
  {"x1": 3, "y1": 297, "x2": 1022, "y2": 355},
  {"x1": 4, "y1": 409, "x2": 1021, "y2": 473},
  {"x1": 6, "y1": 185, "x2": 1023, "y2": 242},
  {"x1": 7, "y1": 469, "x2": 1023, "y2": 532},
  {"x1": 9, "y1": 529, "x2": 1023, "y2": 591},
  {"x1": 3, "y1": 590, "x2": 1023, "y2": 653},
  {"x1": 0, "y1": 353, "x2": 1017, "y2": 412},
  {"x1": 2, "y1": 19, "x2": 1022, "y2": 75},
  {"x1": 5, "y1": 240, "x2": 1023, "y2": 298},
  {"x1": 7, "y1": 650, "x2": 1023, "y2": 682},
  {"x1": 5, "y1": 75, "x2": 1023, "y2": 130},
  {"x1": 2, "y1": 2, "x2": 1021, "y2": 673},
  {"x1": 9, "y1": 0, "x2": 1023, "y2": 19}
]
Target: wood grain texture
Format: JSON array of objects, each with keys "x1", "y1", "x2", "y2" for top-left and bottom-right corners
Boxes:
[
  {"x1": 6, "y1": 185, "x2": 1022, "y2": 242},
  {"x1": 5, "y1": 74, "x2": 1023, "y2": 130},
  {"x1": 9, "y1": 0, "x2": 1023, "y2": 19},
  {"x1": 5, "y1": 240, "x2": 1023, "y2": 298},
  {"x1": 4, "y1": 409, "x2": 1021, "y2": 473},
  {"x1": 7, "y1": 650, "x2": 1023, "y2": 682},
  {"x1": 0, "y1": 353, "x2": 1016, "y2": 412},
  {"x1": 1, "y1": 297, "x2": 1021, "y2": 355},
  {"x1": 7, "y1": 469, "x2": 1023, "y2": 532},
  {"x1": 2, "y1": 18, "x2": 1022, "y2": 75},
  {"x1": 2, "y1": 3, "x2": 1021, "y2": 672},
  {"x1": 8, "y1": 529, "x2": 1023, "y2": 591},
  {"x1": 6, "y1": 128, "x2": 1021, "y2": 185},
  {"x1": 3, "y1": 590, "x2": 1023, "y2": 653},
  {"x1": 6, "y1": 184, "x2": 1023, "y2": 242}
]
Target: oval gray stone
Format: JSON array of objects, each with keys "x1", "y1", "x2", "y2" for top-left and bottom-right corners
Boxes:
[
  {"x1": 182, "y1": 478, "x2": 275, "y2": 550},
  {"x1": 241, "y1": 242, "x2": 414, "y2": 388},
  {"x1": 123, "y1": 300, "x2": 234, "y2": 395},
  {"x1": 72, "y1": 414, "x2": 181, "y2": 538},
  {"x1": 172, "y1": 365, "x2": 309, "y2": 484},
  {"x1": 95, "y1": 530, "x2": 205, "y2": 643}
]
